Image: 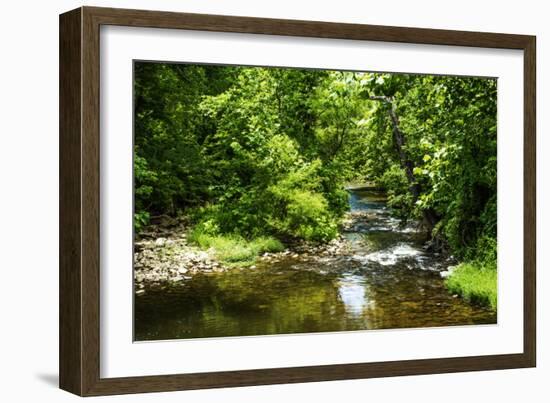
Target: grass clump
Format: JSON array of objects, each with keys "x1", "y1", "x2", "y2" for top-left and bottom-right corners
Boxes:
[
  {"x1": 445, "y1": 262, "x2": 497, "y2": 310},
  {"x1": 188, "y1": 227, "x2": 284, "y2": 264}
]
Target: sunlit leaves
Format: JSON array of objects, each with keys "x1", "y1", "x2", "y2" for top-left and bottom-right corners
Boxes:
[{"x1": 133, "y1": 62, "x2": 497, "y2": 260}]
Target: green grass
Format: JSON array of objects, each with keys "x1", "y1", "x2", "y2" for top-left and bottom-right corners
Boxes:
[
  {"x1": 188, "y1": 228, "x2": 285, "y2": 264},
  {"x1": 445, "y1": 262, "x2": 497, "y2": 310}
]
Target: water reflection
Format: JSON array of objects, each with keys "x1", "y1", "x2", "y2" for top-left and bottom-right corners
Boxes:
[
  {"x1": 135, "y1": 189, "x2": 496, "y2": 341},
  {"x1": 338, "y1": 274, "x2": 370, "y2": 316}
]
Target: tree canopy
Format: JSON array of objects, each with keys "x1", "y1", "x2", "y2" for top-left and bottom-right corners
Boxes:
[{"x1": 134, "y1": 62, "x2": 496, "y2": 262}]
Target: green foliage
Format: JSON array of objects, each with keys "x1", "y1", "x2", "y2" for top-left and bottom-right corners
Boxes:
[
  {"x1": 378, "y1": 164, "x2": 413, "y2": 214},
  {"x1": 133, "y1": 210, "x2": 150, "y2": 233},
  {"x1": 445, "y1": 234, "x2": 497, "y2": 309},
  {"x1": 134, "y1": 63, "x2": 236, "y2": 215},
  {"x1": 192, "y1": 70, "x2": 343, "y2": 242},
  {"x1": 361, "y1": 73, "x2": 497, "y2": 257},
  {"x1": 445, "y1": 262, "x2": 497, "y2": 310},
  {"x1": 187, "y1": 138, "x2": 340, "y2": 242},
  {"x1": 134, "y1": 154, "x2": 156, "y2": 230},
  {"x1": 267, "y1": 186, "x2": 338, "y2": 242},
  {"x1": 188, "y1": 228, "x2": 284, "y2": 264},
  {"x1": 134, "y1": 63, "x2": 497, "y2": 277}
]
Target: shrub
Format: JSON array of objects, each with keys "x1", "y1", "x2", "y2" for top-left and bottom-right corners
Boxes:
[
  {"x1": 134, "y1": 210, "x2": 150, "y2": 233},
  {"x1": 188, "y1": 227, "x2": 284, "y2": 264}
]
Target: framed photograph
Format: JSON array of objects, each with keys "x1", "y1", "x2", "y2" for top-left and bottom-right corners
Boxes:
[{"x1": 59, "y1": 6, "x2": 536, "y2": 396}]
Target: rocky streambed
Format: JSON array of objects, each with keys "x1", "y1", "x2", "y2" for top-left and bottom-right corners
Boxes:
[
  {"x1": 134, "y1": 190, "x2": 496, "y2": 341},
  {"x1": 134, "y1": 216, "x2": 351, "y2": 293}
]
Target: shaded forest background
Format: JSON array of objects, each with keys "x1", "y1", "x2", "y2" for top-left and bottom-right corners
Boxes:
[{"x1": 134, "y1": 62, "x2": 497, "y2": 285}]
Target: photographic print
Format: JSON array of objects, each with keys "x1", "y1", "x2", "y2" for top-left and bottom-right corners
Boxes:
[{"x1": 133, "y1": 62, "x2": 497, "y2": 341}]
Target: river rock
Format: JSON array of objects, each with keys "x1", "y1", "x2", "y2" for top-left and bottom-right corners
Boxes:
[{"x1": 440, "y1": 265, "x2": 456, "y2": 278}]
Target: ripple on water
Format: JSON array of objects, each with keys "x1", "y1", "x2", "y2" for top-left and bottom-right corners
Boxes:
[
  {"x1": 352, "y1": 243, "x2": 422, "y2": 266},
  {"x1": 134, "y1": 189, "x2": 496, "y2": 341}
]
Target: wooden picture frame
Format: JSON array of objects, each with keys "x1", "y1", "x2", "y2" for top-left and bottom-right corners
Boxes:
[{"x1": 59, "y1": 6, "x2": 536, "y2": 396}]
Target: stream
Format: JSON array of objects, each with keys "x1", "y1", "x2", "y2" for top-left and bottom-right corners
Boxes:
[{"x1": 134, "y1": 189, "x2": 496, "y2": 341}]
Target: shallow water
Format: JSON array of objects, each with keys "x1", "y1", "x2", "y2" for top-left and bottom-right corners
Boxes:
[{"x1": 134, "y1": 189, "x2": 496, "y2": 341}]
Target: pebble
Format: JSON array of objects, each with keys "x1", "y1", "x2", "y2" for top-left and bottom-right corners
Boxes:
[
  {"x1": 134, "y1": 219, "x2": 352, "y2": 288},
  {"x1": 154, "y1": 237, "x2": 166, "y2": 246}
]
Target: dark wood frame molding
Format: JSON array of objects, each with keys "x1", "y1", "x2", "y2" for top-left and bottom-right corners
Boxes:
[{"x1": 59, "y1": 6, "x2": 536, "y2": 396}]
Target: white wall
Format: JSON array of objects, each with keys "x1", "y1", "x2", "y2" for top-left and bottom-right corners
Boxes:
[{"x1": 0, "y1": 0, "x2": 547, "y2": 401}]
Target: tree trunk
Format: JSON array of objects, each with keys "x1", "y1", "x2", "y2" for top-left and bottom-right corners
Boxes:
[{"x1": 369, "y1": 96, "x2": 439, "y2": 232}]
